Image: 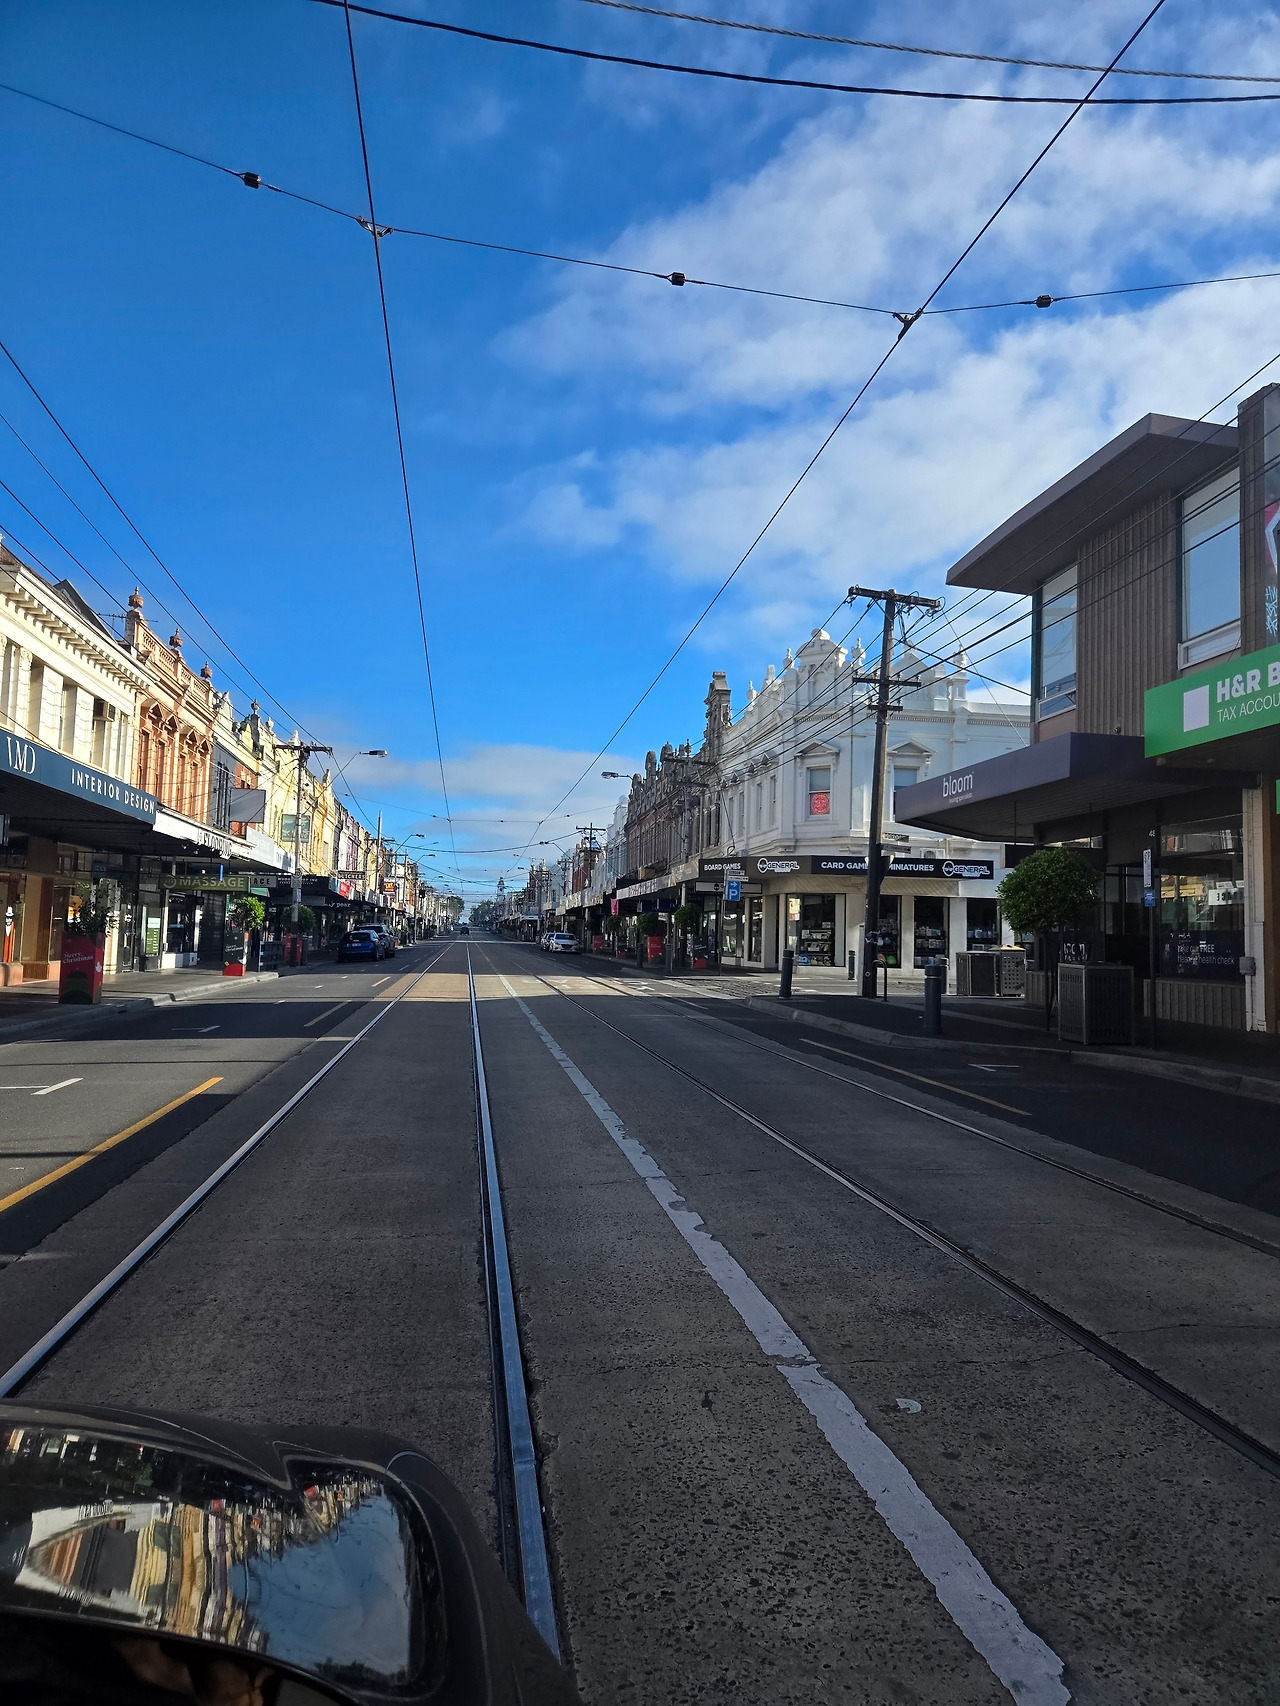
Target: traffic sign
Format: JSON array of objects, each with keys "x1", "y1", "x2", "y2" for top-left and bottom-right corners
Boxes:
[{"x1": 725, "y1": 879, "x2": 741, "y2": 901}]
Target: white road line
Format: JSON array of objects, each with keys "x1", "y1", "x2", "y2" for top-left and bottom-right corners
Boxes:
[
  {"x1": 31, "y1": 1079, "x2": 83, "y2": 1097},
  {"x1": 498, "y1": 973, "x2": 1069, "y2": 1706},
  {"x1": 372, "y1": 976, "x2": 391, "y2": 987},
  {"x1": 171, "y1": 1026, "x2": 220, "y2": 1034},
  {"x1": 304, "y1": 1002, "x2": 348, "y2": 1029}
]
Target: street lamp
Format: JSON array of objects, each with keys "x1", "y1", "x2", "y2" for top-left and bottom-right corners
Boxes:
[{"x1": 601, "y1": 771, "x2": 624, "y2": 778}]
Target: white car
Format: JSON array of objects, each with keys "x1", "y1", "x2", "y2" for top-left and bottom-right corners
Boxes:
[{"x1": 542, "y1": 932, "x2": 581, "y2": 954}]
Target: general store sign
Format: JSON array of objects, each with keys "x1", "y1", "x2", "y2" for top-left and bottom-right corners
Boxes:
[
  {"x1": 810, "y1": 854, "x2": 995, "y2": 879},
  {"x1": 1, "y1": 732, "x2": 157, "y2": 823},
  {"x1": 1145, "y1": 642, "x2": 1280, "y2": 756}
]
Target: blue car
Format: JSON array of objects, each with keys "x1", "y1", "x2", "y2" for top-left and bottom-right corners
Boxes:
[{"x1": 337, "y1": 928, "x2": 382, "y2": 962}]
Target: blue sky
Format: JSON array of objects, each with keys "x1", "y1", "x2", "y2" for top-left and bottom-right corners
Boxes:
[{"x1": 3, "y1": 0, "x2": 1279, "y2": 898}]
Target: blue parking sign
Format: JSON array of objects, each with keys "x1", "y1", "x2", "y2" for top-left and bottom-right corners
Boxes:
[{"x1": 726, "y1": 879, "x2": 741, "y2": 901}]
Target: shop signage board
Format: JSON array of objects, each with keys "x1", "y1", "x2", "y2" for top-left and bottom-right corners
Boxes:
[
  {"x1": 809, "y1": 854, "x2": 995, "y2": 879},
  {"x1": 1145, "y1": 641, "x2": 1280, "y2": 755},
  {"x1": 699, "y1": 852, "x2": 994, "y2": 881},
  {"x1": 161, "y1": 874, "x2": 255, "y2": 894},
  {"x1": 1, "y1": 732, "x2": 157, "y2": 823}
]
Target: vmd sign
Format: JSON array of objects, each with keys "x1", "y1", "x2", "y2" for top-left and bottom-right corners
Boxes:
[{"x1": 1, "y1": 733, "x2": 157, "y2": 824}]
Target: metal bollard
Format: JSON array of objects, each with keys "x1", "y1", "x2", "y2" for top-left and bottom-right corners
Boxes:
[
  {"x1": 779, "y1": 948, "x2": 794, "y2": 1000},
  {"x1": 922, "y1": 962, "x2": 944, "y2": 1036},
  {"x1": 847, "y1": 949, "x2": 857, "y2": 981}
]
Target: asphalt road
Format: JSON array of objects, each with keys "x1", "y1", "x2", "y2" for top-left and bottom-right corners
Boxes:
[{"x1": 5, "y1": 936, "x2": 1278, "y2": 1703}]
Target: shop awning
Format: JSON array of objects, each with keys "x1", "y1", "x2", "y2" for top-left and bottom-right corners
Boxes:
[
  {"x1": 1, "y1": 730, "x2": 158, "y2": 848},
  {"x1": 893, "y1": 732, "x2": 1255, "y2": 841}
]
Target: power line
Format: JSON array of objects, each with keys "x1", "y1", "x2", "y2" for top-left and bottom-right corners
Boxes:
[
  {"x1": 13, "y1": 81, "x2": 1280, "y2": 326},
  {"x1": 340, "y1": 0, "x2": 461, "y2": 893},
  {"x1": 569, "y1": 0, "x2": 1280, "y2": 84},
  {"x1": 506, "y1": 0, "x2": 1168, "y2": 851},
  {"x1": 309, "y1": 0, "x2": 1280, "y2": 105},
  {"x1": 0, "y1": 335, "x2": 319, "y2": 741}
]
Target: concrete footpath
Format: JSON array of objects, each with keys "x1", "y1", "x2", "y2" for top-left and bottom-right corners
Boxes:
[{"x1": 0, "y1": 967, "x2": 282, "y2": 1042}]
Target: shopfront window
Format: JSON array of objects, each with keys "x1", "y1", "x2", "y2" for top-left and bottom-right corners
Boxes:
[
  {"x1": 869, "y1": 895, "x2": 900, "y2": 968},
  {"x1": 1035, "y1": 566, "x2": 1076, "y2": 720},
  {"x1": 1180, "y1": 467, "x2": 1240, "y2": 650},
  {"x1": 913, "y1": 897, "x2": 948, "y2": 967},
  {"x1": 787, "y1": 893, "x2": 835, "y2": 965},
  {"x1": 806, "y1": 767, "x2": 831, "y2": 817},
  {"x1": 1159, "y1": 815, "x2": 1244, "y2": 979},
  {"x1": 966, "y1": 898, "x2": 999, "y2": 950}
]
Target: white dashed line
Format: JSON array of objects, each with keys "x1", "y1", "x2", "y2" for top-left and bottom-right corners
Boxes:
[{"x1": 498, "y1": 974, "x2": 1069, "y2": 1706}]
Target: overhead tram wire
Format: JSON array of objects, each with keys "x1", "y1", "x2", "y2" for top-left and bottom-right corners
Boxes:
[
  {"x1": 0, "y1": 336, "x2": 321, "y2": 744},
  {"x1": 339, "y1": 0, "x2": 462, "y2": 896},
  {"x1": 308, "y1": 1, "x2": 1280, "y2": 105},
  {"x1": 9, "y1": 81, "x2": 1280, "y2": 325},
  {"x1": 568, "y1": 0, "x2": 1280, "y2": 83},
  {"x1": 507, "y1": 0, "x2": 1171, "y2": 859}
]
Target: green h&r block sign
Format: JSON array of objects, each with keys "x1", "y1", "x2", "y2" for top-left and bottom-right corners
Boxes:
[{"x1": 1145, "y1": 642, "x2": 1280, "y2": 756}]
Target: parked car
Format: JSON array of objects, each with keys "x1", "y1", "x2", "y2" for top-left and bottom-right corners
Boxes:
[
  {"x1": 543, "y1": 933, "x2": 581, "y2": 955},
  {"x1": 368, "y1": 924, "x2": 397, "y2": 957},
  {"x1": 337, "y1": 928, "x2": 382, "y2": 963}
]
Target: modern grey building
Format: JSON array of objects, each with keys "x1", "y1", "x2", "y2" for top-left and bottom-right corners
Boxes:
[{"x1": 896, "y1": 392, "x2": 1280, "y2": 1034}]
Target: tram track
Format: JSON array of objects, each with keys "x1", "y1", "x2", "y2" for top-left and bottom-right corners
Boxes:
[
  {"x1": 491, "y1": 950, "x2": 1280, "y2": 1484},
  {"x1": 0, "y1": 940, "x2": 565, "y2": 1658},
  {"x1": 568, "y1": 963, "x2": 1280, "y2": 1261}
]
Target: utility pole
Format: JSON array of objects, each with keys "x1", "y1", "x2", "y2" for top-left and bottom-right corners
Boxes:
[
  {"x1": 273, "y1": 740, "x2": 333, "y2": 931},
  {"x1": 847, "y1": 585, "x2": 941, "y2": 999}
]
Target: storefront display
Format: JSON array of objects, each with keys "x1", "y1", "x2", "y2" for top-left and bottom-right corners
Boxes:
[
  {"x1": 869, "y1": 895, "x2": 900, "y2": 967},
  {"x1": 913, "y1": 896, "x2": 948, "y2": 967},
  {"x1": 1158, "y1": 814, "x2": 1244, "y2": 979},
  {"x1": 786, "y1": 894, "x2": 836, "y2": 965},
  {"x1": 747, "y1": 897, "x2": 764, "y2": 962},
  {"x1": 966, "y1": 898, "x2": 1000, "y2": 950}
]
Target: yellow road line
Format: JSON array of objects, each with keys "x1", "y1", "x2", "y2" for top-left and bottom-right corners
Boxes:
[
  {"x1": 804, "y1": 1038, "x2": 1028, "y2": 1116},
  {"x1": 304, "y1": 1002, "x2": 349, "y2": 1029},
  {"x1": 0, "y1": 1077, "x2": 223, "y2": 1216}
]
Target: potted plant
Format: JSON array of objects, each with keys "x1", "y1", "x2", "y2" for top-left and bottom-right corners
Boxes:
[
  {"x1": 224, "y1": 894, "x2": 266, "y2": 976},
  {"x1": 635, "y1": 911, "x2": 664, "y2": 965},
  {"x1": 997, "y1": 847, "x2": 1098, "y2": 1027},
  {"x1": 58, "y1": 898, "x2": 113, "y2": 1005}
]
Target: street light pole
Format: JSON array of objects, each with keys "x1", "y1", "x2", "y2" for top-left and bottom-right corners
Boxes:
[
  {"x1": 272, "y1": 740, "x2": 334, "y2": 932},
  {"x1": 847, "y1": 585, "x2": 941, "y2": 999}
]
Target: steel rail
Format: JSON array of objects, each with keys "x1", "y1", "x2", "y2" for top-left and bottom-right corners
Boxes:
[
  {"x1": 0, "y1": 946, "x2": 448, "y2": 1397},
  {"x1": 572, "y1": 963, "x2": 1280, "y2": 1261},
  {"x1": 507, "y1": 955, "x2": 1280, "y2": 1483},
  {"x1": 466, "y1": 950, "x2": 561, "y2": 1655}
]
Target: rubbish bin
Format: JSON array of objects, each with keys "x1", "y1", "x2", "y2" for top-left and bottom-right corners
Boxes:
[
  {"x1": 1057, "y1": 964, "x2": 1134, "y2": 1045},
  {"x1": 956, "y1": 952, "x2": 998, "y2": 997}
]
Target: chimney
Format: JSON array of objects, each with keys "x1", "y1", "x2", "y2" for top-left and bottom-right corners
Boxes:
[{"x1": 125, "y1": 588, "x2": 144, "y2": 648}]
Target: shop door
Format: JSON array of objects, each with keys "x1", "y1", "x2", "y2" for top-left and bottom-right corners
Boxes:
[{"x1": 747, "y1": 897, "x2": 764, "y2": 962}]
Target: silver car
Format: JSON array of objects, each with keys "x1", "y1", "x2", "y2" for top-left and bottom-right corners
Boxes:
[{"x1": 543, "y1": 932, "x2": 581, "y2": 954}]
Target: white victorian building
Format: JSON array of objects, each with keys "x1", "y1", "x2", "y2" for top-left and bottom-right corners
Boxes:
[{"x1": 703, "y1": 627, "x2": 1030, "y2": 981}]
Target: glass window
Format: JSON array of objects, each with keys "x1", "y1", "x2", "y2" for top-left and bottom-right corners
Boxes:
[
  {"x1": 913, "y1": 896, "x2": 948, "y2": 967},
  {"x1": 892, "y1": 765, "x2": 918, "y2": 819},
  {"x1": 1180, "y1": 468, "x2": 1240, "y2": 642},
  {"x1": 786, "y1": 893, "x2": 835, "y2": 965},
  {"x1": 807, "y1": 766, "x2": 831, "y2": 816},
  {"x1": 966, "y1": 898, "x2": 999, "y2": 949},
  {"x1": 1035, "y1": 566, "x2": 1076, "y2": 718},
  {"x1": 867, "y1": 895, "x2": 900, "y2": 968},
  {"x1": 769, "y1": 775, "x2": 777, "y2": 823},
  {"x1": 1159, "y1": 813, "x2": 1244, "y2": 979}
]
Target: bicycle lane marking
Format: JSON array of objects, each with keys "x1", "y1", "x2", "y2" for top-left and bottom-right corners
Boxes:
[{"x1": 496, "y1": 972, "x2": 1068, "y2": 1706}]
